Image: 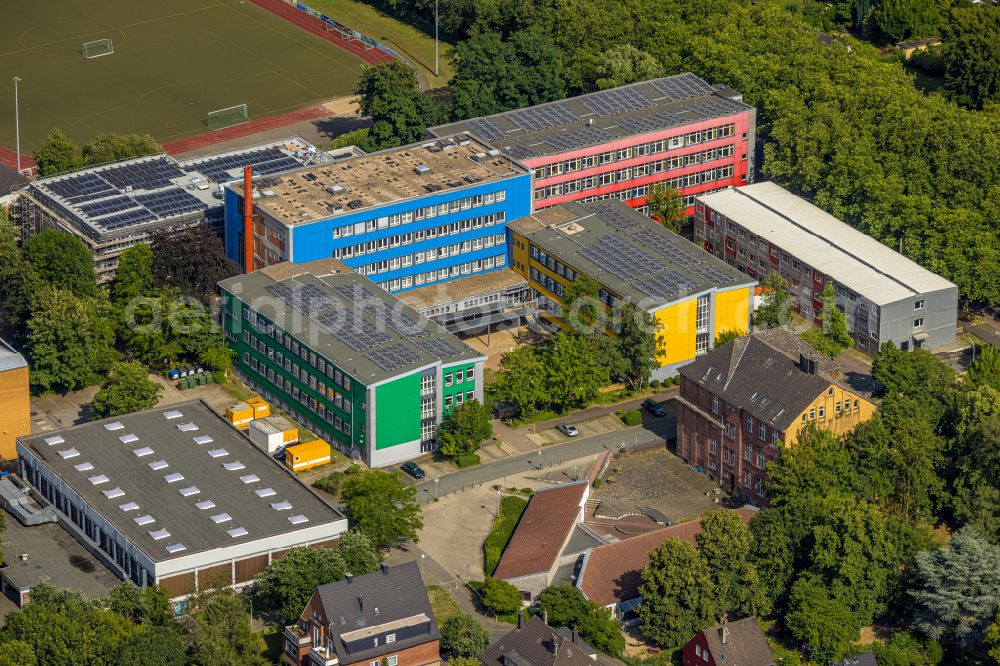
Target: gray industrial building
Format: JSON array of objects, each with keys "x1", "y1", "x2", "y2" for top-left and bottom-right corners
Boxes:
[
  {"x1": 15, "y1": 400, "x2": 347, "y2": 607},
  {"x1": 695, "y1": 183, "x2": 958, "y2": 354},
  {"x1": 15, "y1": 138, "x2": 329, "y2": 283}
]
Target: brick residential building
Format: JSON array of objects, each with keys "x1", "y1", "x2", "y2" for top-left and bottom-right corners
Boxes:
[
  {"x1": 430, "y1": 73, "x2": 755, "y2": 216},
  {"x1": 694, "y1": 183, "x2": 958, "y2": 354},
  {"x1": 676, "y1": 328, "x2": 876, "y2": 504},
  {"x1": 682, "y1": 618, "x2": 774, "y2": 666},
  {"x1": 282, "y1": 561, "x2": 440, "y2": 666},
  {"x1": 479, "y1": 613, "x2": 597, "y2": 666}
]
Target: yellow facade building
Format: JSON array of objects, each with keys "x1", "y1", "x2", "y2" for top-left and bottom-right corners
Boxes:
[
  {"x1": 507, "y1": 200, "x2": 755, "y2": 378},
  {"x1": 0, "y1": 338, "x2": 30, "y2": 460}
]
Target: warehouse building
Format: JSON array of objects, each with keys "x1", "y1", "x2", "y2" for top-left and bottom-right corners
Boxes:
[
  {"x1": 694, "y1": 183, "x2": 958, "y2": 354},
  {"x1": 508, "y1": 200, "x2": 755, "y2": 378},
  {"x1": 223, "y1": 133, "x2": 531, "y2": 297},
  {"x1": 15, "y1": 400, "x2": 348, "y2": 605},
  {"x1": 219, "y1": 259, "x2": 486, "y2": 468},
  {"x1": 429, "y1": 73, "x2": 755, "y2": 215},
  {"x1": 17, "y1": 138, "x2": 328, "y2": 283}
]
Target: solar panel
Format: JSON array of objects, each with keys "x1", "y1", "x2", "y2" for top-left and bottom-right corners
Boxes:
[
  {"x1": 687, "y1": 98, "x2": 748, "y2": 120},
  {"x1": 330, "y1": 283, "x2": 427, "y2": 337},
  {"x1": 45, "y1": 173, "x2": 114, "y2": 200},
  {"x1": 100, "y1": 157, "x2": 185, "y2": 190},
  {"x1": 649, "y1": 73, "x2": 715, "y2": 101},
  {"x1": 466, "y1": 118, "x2": 506, "y2": 142},
  {"x1": 631, "y1": 228, "x2": 699, "y2": 266},
  {"x1": 508, "y1": 103, "x2": 579, "y2": 132},
  {"x1": 633, "y1": 272, "x2": 699, "y2": 299},
  {"x1": 580, "y1": 87, "x2": 653, "y2": 116},
  {"x1": 96, "y1": 209, "x2": 157, "y2": 231},
  {"x1": 364, "y1": 343, "x2": 422, "y2": 372},
  {"x1": 587, "y1": 202, "x2": 644, "y2": 232},
  {"x1": 266, "y1": 283, "x2": 392, "y2": 351},
  {"x1": 616, "y1": 110, "x2": 686, "y2": 134},
  {"x1": 79, "y1": 196, "x2": 140, "y2": 218},
  {"x1": 185, "y1": 147, "x2": 295, "y2": 183},
  {"x1": 542, "y1": 127, "x2": 615, "y2": 152},
  {"x1": 134, "y1": 188, "x2": 208, "y2": 218},
  {"x1": 579, "y1": 235, "x2": 662, "y2": 280},
  {"x1": 413, "y1": 337, "x2": 459, "y2": 358},
  {"x1": 503, "y1": 144, "x2": 545, "y2": 160}
]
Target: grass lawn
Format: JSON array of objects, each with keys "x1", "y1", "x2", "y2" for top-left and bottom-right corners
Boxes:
[
  {"x1": 259, "y1": 626, "x2": 284, "y2": 663},
  {"x1": 426, "y1": 585, "x2": 462, "y2": 623},
  {"x1": 301, "y1": 0, "x2": 453, "y2": 87}
]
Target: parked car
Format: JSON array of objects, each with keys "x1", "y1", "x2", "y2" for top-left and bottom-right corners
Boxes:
[
  {"x1": 556, "y1": 423, "x2": 580, "y2": 437},
  {"x1": 272, "y1": 446, "x2": 286, "y2": 461},
  {"x1": 401, "y1": 461, "x2": 425, "y2": 479},
  {"x1": 642, "y1": 398, "x2": 667, "y2": 417}
]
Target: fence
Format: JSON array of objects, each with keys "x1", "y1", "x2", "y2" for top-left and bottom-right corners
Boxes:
[{"x1": 291, "y1": 1, "x2": 418, "y2": 69}]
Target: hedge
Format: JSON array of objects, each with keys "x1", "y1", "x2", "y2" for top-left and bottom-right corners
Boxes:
[
  {"x1": 453, "y1": 453, "x2": 481, "y2": 468},
  {"x1": 619, "y1": 409, "x2": 642, "y2": 426},
  {"x1": 483, "y1": 495, "x2": 529, "y2": 575}
]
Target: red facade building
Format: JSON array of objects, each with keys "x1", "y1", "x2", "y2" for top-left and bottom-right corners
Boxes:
[{"x1": 429, "y1": 73, "x2": 755, "y2": 217}]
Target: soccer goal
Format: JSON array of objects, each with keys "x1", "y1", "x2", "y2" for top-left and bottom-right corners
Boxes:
[
  {"x1": 206, "y1": 104, "x2": 250, "y2": 131},
  {"x1": 82, "y1": 38, "x2": 114, "y2": 59}
]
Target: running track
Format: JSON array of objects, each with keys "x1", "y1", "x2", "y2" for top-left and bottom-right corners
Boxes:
[
  {"x1": 161, "y1": 105, "x2": 330, "y2": 155},
  {"x1": 248, "y1": 0, "x2": 394, "y2": 66},
  {"x1": 0, "y1": 146, "x2": 35, "y2": 172}
]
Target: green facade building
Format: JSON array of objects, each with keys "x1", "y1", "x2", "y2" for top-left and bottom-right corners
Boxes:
[{"x1": 219, "y1": 259, "x2": 485, "y2": 468}]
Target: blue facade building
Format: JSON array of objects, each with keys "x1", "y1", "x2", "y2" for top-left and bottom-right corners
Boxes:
[{"x1": 225, "y1": 134, "x2": 531, "y2": 294}]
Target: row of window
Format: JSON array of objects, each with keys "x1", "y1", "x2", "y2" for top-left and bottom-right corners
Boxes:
[
  {"x1": 444, "y1": 367, "x2": 474, "y2": 386},
  {"x1": 529, "y1": 245, "x2": 578, "y2": 282},
  {"x1": 529, "y1": 267, "x2": 564, "y2": 298},
  {"x1": 240, "y1": 304, "x2": 354, "y2": 394},
  {"x1": 356, "y1": 232, "x2": 506, "y2": 276},
  {"x1": 335, "y1": 212, "x2": 506, "y2": 260},
  {"x1": 801, "y1": 398, "x2": 862, "y2": 423},
  {"x1": 535, "y1": 155, "x2": 737, "y2": 201},
  {"x1": 377, "y1": 253, "x2": 506, "y2": 293},
  {"x1": 331, "y1": 190, "x2": 507, "y2": 239},
  {"x1": 533, "y1": 124, "x2": 737, "y2": 179},
  {"x1": 243, "y1": 331, "x2": 353, "y2": 414},
  {"x1": 444, "y1": 391, "x2": 476, "y2": 408}
]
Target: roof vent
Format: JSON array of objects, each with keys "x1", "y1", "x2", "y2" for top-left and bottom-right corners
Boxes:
[
  {"x1": 88, "y1": 474, "x2": 110, "y2": 485},
  {"x1": 165, "y1": 543, "x2": 186, "y2": 554},
  {"x1": 207, "y1": 448, "x2": 228, "y2": 458},
  {"x1": 211, "y1": 513, "x2": 232, "y2": 524},
  {"x1": 164, "y1": 472, "x2": 184, "y2": 483},
  {"x1": 102, "y1": 487, "x2": 125, "y2": 499},
  {"x1": 58, "y1": 448, "x2": 80, "y2": 460},
  {"x1": 193, "y1": 435, "x2": 213, "y2": 445},
  {"x1": 104, "y1": 422, "x2": 124, "y2": 431},
  {"x1": 44, "y1": 436, "x2": 65, "y2": 446},
  {"x1": 413, "y1": 164, "x2": 432, "y2": 176},
  {"x1": 119, "y1": 434, "x2": 139, "y2": 444},
  {"x1": 176, "y1": 422, "x2": 198, "y2": 432},
  {"x1": 326, "y1": 184, "x2": 345, "y2": 194},
  {"x1": 239, "y1": 474, "x2": 260, "y2": 484},
  {"x1": 134, "y1": 515, "x2": 155, "y2": 526},
  {"x1": 288, "y1": 514, "x2": 309, "y2": 525},
  {"x1": 148, "y1": 460, "x2": 168, "y2": 471},
  {"x1": 270, "y1": 500, "x2": 293, "y2": 511},
  {"x1": 195, "y1": 500, "x2": 216, "y2": 510},
  {"x1": 133, "y1": 446, "x2": 154, "y2": 457},
  {"x1": 223, "y1": 461, "x2": 245, "y2": 471},
  {"x1": 163, "y1": 410, "x2": 183, "y2": 420},
  {"x1": 74, "y1": 462, "x2": 95, "y2": 472},
  {"x1": 255, "y1": 487, "x2": 276, "y2": 498},
  {"x1": 227, "y1": 527, "x2": 249, "y2": 538},
  {"x1": 179, "y1": 486, "x2": 200, "y2": 497},
  {"x1": 119, "y1": 501, "x2": 140, "y2": 512}
]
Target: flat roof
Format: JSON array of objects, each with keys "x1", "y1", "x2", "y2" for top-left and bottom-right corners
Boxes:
[
  {"x1": 510, "y1": 200, "x2": 753, "y2": 309},
  {"x1": 429, "y1": 73, "x2": 752, "y2": 161},
  {"x1": 219, "y1": 260, "x2": 483, "y2": 385},
  {"x1": 0, "y1": 515, "x2": 119, "y2": 597},
  {"x1": 396, "y1": 268, "x2": 527, "y2": 311},
  {"x1": 17, "y1": 400, "x2": 346, "y2": 564},
  {"x1": 27, "y1": 137, "x2": 329, "y2": 240},
  {"x1": 230, "y1": 134, "x2": 527, "y2": 227},
  {"x1": 0, "y1": 336, "x2": 27, "y2": 372},
  {"x1": 697, "y1": 183, "x2": 956, "y2": 304}
]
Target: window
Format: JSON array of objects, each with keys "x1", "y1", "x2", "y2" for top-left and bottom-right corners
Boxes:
[
  {"x1": 913, "y1": 318, "x2": 924, "y2": 328},
  {"x1": 818, "y1": 405, "x2": 825, "y2": 420},
  {"x1": 745, "y1": 471, "x2": 752, "y2": 488},
  {"x1": 809, "y1": 408, "x2": 816, "y2": 420},
  {"x1": 744, "y1": 443, "x2": 752, "y2": 460},
  {"x1": 757, "y1": 451, "x2": 766, "y2": 469},
  {"x1": 444, "y1": 395, "x2": 453, "y2": 408},
  {"x1": 746, "y1": 415, "x2": 753, "y2": 433},
  {"x1": 386, "y1": 634, "x2": 396, "y2": 644},
  {"x1": 467, "y1": 391, "x2": 475, "y2": 402},
  {"x1": 444, "y1": 373, "x2": 453, "y2": 387},
  {"x1": 710, "y1": 438, "x2": 718, "y2": 454},
  {"x1": 467, "y1": 367, "x2": 475, "y2": 381},
  {"x1": 758, "y1": 423, "x2": 766, "y2": 440},
  {"x1": 455, "y1": 370, "x2": 464, "y2": 383},
  {"x1": 711, "y1": 396, "x2": 719, "y2": 414},
  {"x1": 387, "y1": 657, "x2": 398, "y2": 666},
  {"x1": 771, "y1": 431, "x2": 780, "y2": 446},
  {"x1": 914, "y1": 299, "x2": 925, "y2": 310},
  {"x1": 696, "y1": 645, "x2": 702, "y2": 657}
]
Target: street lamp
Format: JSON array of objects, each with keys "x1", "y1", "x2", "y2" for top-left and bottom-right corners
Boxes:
[
  {"x1": 434, "y1": 0, "x2": 439, "y2": 77},
  {"x1": 13, "y1": 76, "x2": 21, "y2": 175},
  {"x1": 434, "y1": 477, "x2": 439, "y2": 500}
]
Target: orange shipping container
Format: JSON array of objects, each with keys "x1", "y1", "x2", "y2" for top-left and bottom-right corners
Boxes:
[{"x1": 284, "y1": 440, "x2": 331, "y2": 472}]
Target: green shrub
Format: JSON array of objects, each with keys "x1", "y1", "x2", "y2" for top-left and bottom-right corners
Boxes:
[
  {"x1": 650, "y1": 379, "x2": 661, "y2": 389},
  {"x1": 482, "y1": 496, "x2": 529, "y2": 575},
  {"x1": 592, "y1": 479, "x2": 602, "y2": 489},
  {"x1": 673, "y1": 375, "x2": 682, "y2": 386},
  {"x1": 345, "y1": 464, "x2": 362, "y2": 475},
  {"x1": 619, "y1": 409, "x2": 642, "y2": 426},
  {"x1": 313, "y1": 471, "x2": 344, "y2": 497},
  {"x1": 453, "y1": 453, "x2": 481, "y2": 468}
]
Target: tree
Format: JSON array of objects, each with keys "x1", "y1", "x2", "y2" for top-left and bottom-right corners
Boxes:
[
  {"x1": 252, "y1": 535, "x2": 379, "y2": 623},
  {"x1": 106, "y1": 582, "x2": 169, "y2": 626},
  {"x1": 562, "y1": 274, "x2": 603, "y2": 330},
  {"x1": 480, "y1": 577, "x2": 522, "y2": 616},
  {"x1": 450, "y1": 28, "x2": 565, "y2": 118},
  {"x1": 150, "y1": 224, "x2": 239, "y2": 305},
  {"x1": 753, "y1": 273, "x2": 790, "y2": 330},
  {"x1": 91, "y1": 361, "x2": 162, "y2": 418},
  {"x1": 542, "y1": 332, "x2": 611, "y2": 411},
  {"x1": 911, "y1": 527, "x2": 1000, "y2": 648},
  {"x1": 489, "y1": 346, "x2": 547, "y2": 417},
  {"x1": 589, "y1": 45, "x2": 663, "y2": 90},
  {"x1": 23, "y1": 229, "x2": 97, "y2": 298},
  {"x1": 802, "y1": 283, "x2": 853, "y2": 358},
  {"x1": 714, "y1": 329, "x2": 743, "y2": 348},
  {"x1": 33, "y1": 128, "x2": 83, "y2": 176},
  {"x1": 535, "y1": 585, "x2": 625, "y2": 654},
  {"x1": 968, "y1": 344, "x2": 1000, "y2": 391},
  {"x1": 0, "y1": 640, "x2": 37, "y2": 666},
  {"x1": 26, "y1": 288, "x2": 117, "y2": 394},
  {"x1": 112, "y1": 626, "x2": 186, "y2": 666},
  {"x1": 871, "y1": 344, "x2": 954, "y2": 400},
  {"x1": 696, "y1": 510, "x2": 770, "y2": 617},
  {"x1": 440, "y1": 613, "x2": 490, "y2": 657},
  {"x1": 355, "y1": 61, "x2": 440, "y2": 150},
  {"x1": 82, "y1": 133, "x2": 161, "y2": 166},
  {"x1": 645, "y1": 183, "x2": 686, "y2": 234},
  {"x1": 187, "y1": 591, "x2": 267, "y2": 666},
  {"x1": 784, "y1": 576, "x2": 859, "y2": 664},
  {"x1": 438, "y1": 399, "x2": 493, "y2": 459},
  {"x1": 866, "y1": 0, "x2": 944, "y2": 43},
  {"x1": 638, "y1": 539, "x2": 718, "y2": 648},
  {"x1": 341, "y1": 470, "x2": 423, "y2": 549},
  {"x1": 111, "y1": 244, "x2": 155, "y2": 306},
  {"x1": 614, "y1": 302, "x2": 662, "y2": 391},
  {"x1": 942, "y1": 7, "x2": 1000, "y2": 108}
]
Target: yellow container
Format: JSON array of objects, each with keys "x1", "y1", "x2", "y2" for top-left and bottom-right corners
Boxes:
[
  {"x1": 226, "y1": 402, "x2": 254, "y2": 428},
  {"x1": 284, "y1": 440, "x2": 331, "y2": 472},
  {"x1": 247, "y1": 397, "x2": 271, "y2": 419},
  {"x1": 283, "y1": 428, "x2": 299, "y2": 444}
]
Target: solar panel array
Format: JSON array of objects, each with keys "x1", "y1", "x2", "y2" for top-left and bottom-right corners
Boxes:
[
  {"x1": 412, "y1": 336, "x2": 459, "y2": 359},
  {"x1": 46, "y1": 173, "x2": 115, "y2": 202},
  {"x1": 587, "y1": 202, "x2": 644, "y2": 232},
  {"x1": 100, "y1": 157, "x2": 186, "y2": 190},
  {"x1": 579, "y1": 235, "x2": 661, "y2": 280},
  {"x1": 687, "y1": 98, "x2": 748, "y2": 119},
  {"x1": 503, "y1": 144, "x2": 545, "y2": 160},
  {"x1": 265, "y1": 283, "x2": 392, "y2": 352},
  {"x1": 509, "y1": 103, "x2": 579, "y2": 132},
  {"x1": 615, "y1": 110, "x2": 686, "y2": 134},
  {"x1": 580, "y1": 87, "x2": 654, "y2": 116},
  {"x1": 542, "y1": 127, "x2": 615, "y2": 151},
  {"x1": 649, "y1": 73, "x2": 716, "y2": 101},
  {"x1": 631, "y1": 228, "x2": 699, "y2": 266},
  {"x1": 633, "y1": 272, "x2": 700, "y2": 299},
  {"x1": 183, "y1": 147, "x2": 299, "y2": 183},
  {"x1": 466, "y1": 118, "x2": 506, "y2": 142},
  {"x1": 365, "y1": 343, "x2": 423, "y2": 372},
  {"x1": 134, "y1": 189, "x2": 208, "y2": 217},
  {"x1": 98, "y1": 209, "x2": 157, "y2": 231},
  {"x1": 330, "y1": 283, "x2": 428, "y2": 338},
  {"x1": 79, "y1": 196, "x2": 137, "y2": 218}
]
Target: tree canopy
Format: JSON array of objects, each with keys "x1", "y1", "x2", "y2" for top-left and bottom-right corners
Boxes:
[
  {"x1": 440, "y1": 613, "x2": 490, "y2": 657},
  {"x1": 340, "y1": 470, "x2": 423, "y2": 549},
  {"x1": 355, "y1": 61, "x2": 443, "y2": 149},
  {"x1": 23, "y1": 230, "x2": 97, "y2": 299},
  {"x1": 33, "y1": 129, "x2": 83, "y2": 177},
  {"x1": 150, "y1": 225, "x2": 239, "y2": 305},
  {"x1": 91, "y1": 361, "x2": 162, "y2": 418},
  {"x1": 535, "y1": 585, "x2": 626, "y2": 654},
  {"x1": 438, "y1": 399, "x2": 493, "y2": 459},
  {"x1": 638, "y1": 538, "x2": 719, "y2": 648}
]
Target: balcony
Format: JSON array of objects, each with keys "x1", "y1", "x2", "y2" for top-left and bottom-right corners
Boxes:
[
  {"x1": 307, "y1": 645, "x2": 339, "y2": 666},
  {"x1": 283, "y1": 624, "x2": 312, "y2": 648}
]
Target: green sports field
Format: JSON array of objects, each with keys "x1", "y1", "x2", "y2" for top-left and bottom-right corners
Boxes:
[{"x1": 0, "y1": 0, "x2": 368, "y2": 151}]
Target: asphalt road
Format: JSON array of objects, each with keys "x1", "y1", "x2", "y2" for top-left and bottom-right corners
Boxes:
[{"x1": 414, "y1": 413, "x2": 675, "y2": 503}]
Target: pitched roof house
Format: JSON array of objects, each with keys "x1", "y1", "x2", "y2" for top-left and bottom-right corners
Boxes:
[
  {"x1": 282, "y1": 561, "x2": 440, "y2": 666},
  {"x1": 682, "y1": 618, "x2": 774, "y2": 666},
  {"x1": 479, "y1": 614, "x2": 597, "y2": 666}
]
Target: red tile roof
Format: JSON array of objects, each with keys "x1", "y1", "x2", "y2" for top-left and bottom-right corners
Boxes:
[
  {"x1": 578, "y1": 507, "x2": 757, "y2": 607},
  {"x1": 494, "y1": 482, "x2": 589, "y2": 581}
]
